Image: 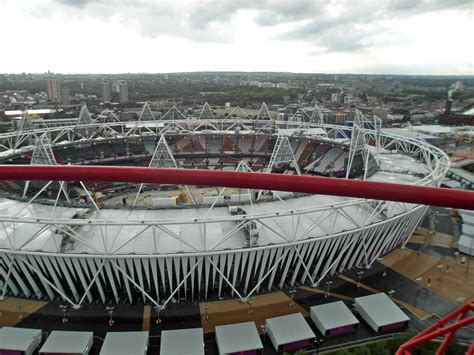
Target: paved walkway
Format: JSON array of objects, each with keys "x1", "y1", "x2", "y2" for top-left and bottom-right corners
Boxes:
[{"x1": 198, "y1": 291, "x2": 308, "y2": 333}]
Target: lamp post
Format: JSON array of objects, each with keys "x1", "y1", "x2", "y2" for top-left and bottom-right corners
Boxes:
[
  {"x1": 17, "y1": 300, "x2": 23, "y2": 320},
  {"x1": 59, "y1": 304, "x2": 68, "y2": 324},
  {"x1": 325, "y1": 281, "x2": 333, "y2": 298},
  {"x1": 260, "y1": 324, "x2": 266, "y2": 341},
  {"x1": 377, "y1": 257, "x2": 387, "y2": 277},
  {"x1": 437, "y1": 264, "x2": 444, "y2": 281},
  {"x1": 154, "y1": 305, "x2": 165, "y2": 324},
  {"x1": 248, "y1": 299, "x2": 254, "y2": 315},
  {"x1": 106, "y1": 306, "x2": 114, "y2": 326},
  {"x1": 203, "y1": 303, "x2": 209, "y2": 321},
  {"x1": 356, "y1": 271, "x2": 364, "y2": 288}
]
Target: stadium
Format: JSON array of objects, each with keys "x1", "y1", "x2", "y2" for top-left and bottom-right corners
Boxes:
[{"x1": 0, "y1": 102, "x2": 450, "y2": 311}]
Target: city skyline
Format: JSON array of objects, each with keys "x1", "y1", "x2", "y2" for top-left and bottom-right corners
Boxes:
[{"x1": 0, "y1": 0, "x2": 473, "y2": 75}]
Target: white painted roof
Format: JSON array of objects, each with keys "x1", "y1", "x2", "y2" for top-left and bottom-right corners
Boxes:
[
  {"x1": 311, "y1": 301, "x2": 359, "y2": 330},
  {"x1": 215, "y1": 322, "x2": 262, "y2": 354},
  {"x1": 0, "y1": 327, "x2": 41, "y2": 351},
  {"x1": 265, "y1": 313, "x2": 315, "y2": 346},
  {"x1": 100, "y1": 331, "x2": 148, "y2": 355},
  {"x1": 39, "y1": 330, "x2": 93, "y2": 353},
  {"x1": 160, "y1": 328, "x2": 204, "y2": 355},
  {"x1": 355, "y1": 293, "x2": 409, "y2": 327}
]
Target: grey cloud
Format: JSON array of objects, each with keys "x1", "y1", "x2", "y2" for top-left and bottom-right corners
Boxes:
[
  {"x1": 266, "y1": 0, "x2": 472, "y2": 53},
  {"x1": 186, "y1": 0, "x2": 265, "y2": 29},
  {"x1": 55, "y1": 0, "x2": 99, "y2": 8},
  {"x1": 25, "y1": 0, "x2": 474, "y2": 50}
]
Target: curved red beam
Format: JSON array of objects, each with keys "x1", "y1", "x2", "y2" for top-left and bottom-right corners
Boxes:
[{"x1": 0, "y1": 165, "x2": 473, "y2": 210}]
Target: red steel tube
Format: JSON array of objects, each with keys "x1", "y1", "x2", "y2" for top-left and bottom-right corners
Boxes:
[
  {"x1": 397, "y1": 316, "x2": 474, "y2": 353},
  {"x1": 436, "y1": 311, "x2": 467, "y2": 355},
  {"x1": 0, "y1": 165, "x2": 473, "y2": 210},
  {"x1": 406, "y1": 301, "x2": 473, "y2": 341},
  {"x1": 396, "y1": 301, "x2": 473, "y2": 355}
]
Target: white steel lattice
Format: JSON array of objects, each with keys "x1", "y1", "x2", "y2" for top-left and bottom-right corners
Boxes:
[
  {"x1": 312, "y1": 104, "x2": 325, "y2": 126},
  {"x1": 138, "y1": 102, "x2": 155, "y2": 122},
  {"x1": 77, "y1": 105, "x2": 93, "y2": 125},
  {"x1": 257, "y1": 102, "x2": 272, "y2": 120},
  {"x1": 199, "y1": 102, "x2": 215, "y2": 120},
  {"x1": 149, "y1": 135, "x2": 177, "y2": 168},
  {"x1": 161, "y1": 106, "x2": 187, "y2": 120},
  {"x1": 266, "y1": 134, "x2": 301, "y2": 175}
]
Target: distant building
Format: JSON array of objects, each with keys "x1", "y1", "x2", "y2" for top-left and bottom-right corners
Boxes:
[
  {"x1": 119, "y1": 81, "x2": 128, "y2": 103},
  {"x1": 61, "y1": 88, "x2": 70, "y2": 106},
  {"x1": 438, "y1": 100, "x2": 474, "y2": 126},
  {"x1": 101, "y1": 80, "x2": 112, "y2": 102},
  {"x1": 46, "y1": 79, "x2": 60, "y2": 102},
  {"x1": 331, "y1": 93, "x2": 345, "y2": 105},
  {"x1": 258, "y1": 81, "x2": 275, "y2": 88}
]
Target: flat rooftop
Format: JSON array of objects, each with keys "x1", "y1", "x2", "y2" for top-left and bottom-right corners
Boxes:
[
  {"x1": 39, "y1": 330, "x2": 93, "y2": 354},
  {"x1": 0, "y1": 326, "x2": 41, "y2": 351},
  {"x1": 215, "y1": 321, "x2": 263, "y2": 354},
  {"x1": 100, "y1": 331, "x2": 148, "y2": 355},
  {"x1": 160, "y1": 328, "x2": 204, "y2": 355},
  {"x1": 311, "y1": 301, "x2": 359, "y2": 331},
  {"x1": 355, "y1": 293, "x2": 409, "y2": 328},
  {"x1": 265, "y1": 312, "x2": 315, "y2": 346}
]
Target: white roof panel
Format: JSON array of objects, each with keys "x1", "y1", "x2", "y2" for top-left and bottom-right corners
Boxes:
[
  {"x1": 0, "y1": 327, "x2": 41, "y2": 351},
  {"x1": 100, "y1": 331, "x2": 148, "y2": 355},
  {"x1": 355, "y1": 293, "x2": 409, "y2": 328},
  {"x1": 215, "y1": 322, "x2": 262, "y2": 354},
  {"x1": 265, "y1": 313, "x2": 315, "y2": 346},
  {"x1": 40, "y1": 330, "x2": 93, "y2": 354},
  {"x1": 311, "y1": 301, "x2": 359, "y2": 331},
  {"x1": 160, "y1": 328, "x2": 204, "y2": 355}
]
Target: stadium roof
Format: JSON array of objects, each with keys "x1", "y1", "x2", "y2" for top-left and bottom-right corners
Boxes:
[{"x1": 0, "y1": 153, "x2": 426, "y2": 254}]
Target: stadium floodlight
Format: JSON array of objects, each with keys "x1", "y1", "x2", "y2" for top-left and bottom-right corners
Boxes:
[
  {"x1": 161, "y1": 106, "x2": 187, "y2": 120},
  {"x1": 256, "y1": 102, "x2": 273, "y2": 120},
  {"x1": 198, "y1": 102, "x2": 215, "y2": 120},
  {"x1": 77, "y1": 105, "x2": 93, "y2": 126}
]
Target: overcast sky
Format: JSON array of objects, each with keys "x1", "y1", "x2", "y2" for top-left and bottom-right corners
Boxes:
[{"x1": 1, "y1": 0, "x2": 473, "y2": 75}]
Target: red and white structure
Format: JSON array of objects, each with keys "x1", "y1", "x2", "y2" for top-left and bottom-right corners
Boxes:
[{"x1": 0, "y1": 103, "x2": 460, "y2": 311}]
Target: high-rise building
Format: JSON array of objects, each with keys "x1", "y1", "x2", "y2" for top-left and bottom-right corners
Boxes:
[
  {"x1": 101, "y1": 80, "x2": 112, "y2": 102},
  {"x1": 46, "y1": 79, "x2": 61, "y2": 102},
  {"x1": 61, "y1": 88, "x2": 70, "y2": 106},
  {"x1": 119, "y1": 81, "x2": 128, "y2": 103}
]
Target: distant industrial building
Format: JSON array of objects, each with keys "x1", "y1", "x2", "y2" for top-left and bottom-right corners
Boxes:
[
  {"x1": 101, "y1": 80, "x2": 112, "y2": 102},
  {"x1": 119, "y1": 81, "x2": 129, "y2": 103},
  {"x1": 438, "y1": 100, "x2": 474, "y2": 126},
  {"x1": 46, "y1": 79, "x2": 60, "y2": 102},
  {"x1": 61, "y1": 88, "x2": 71, "y2": 106}
]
